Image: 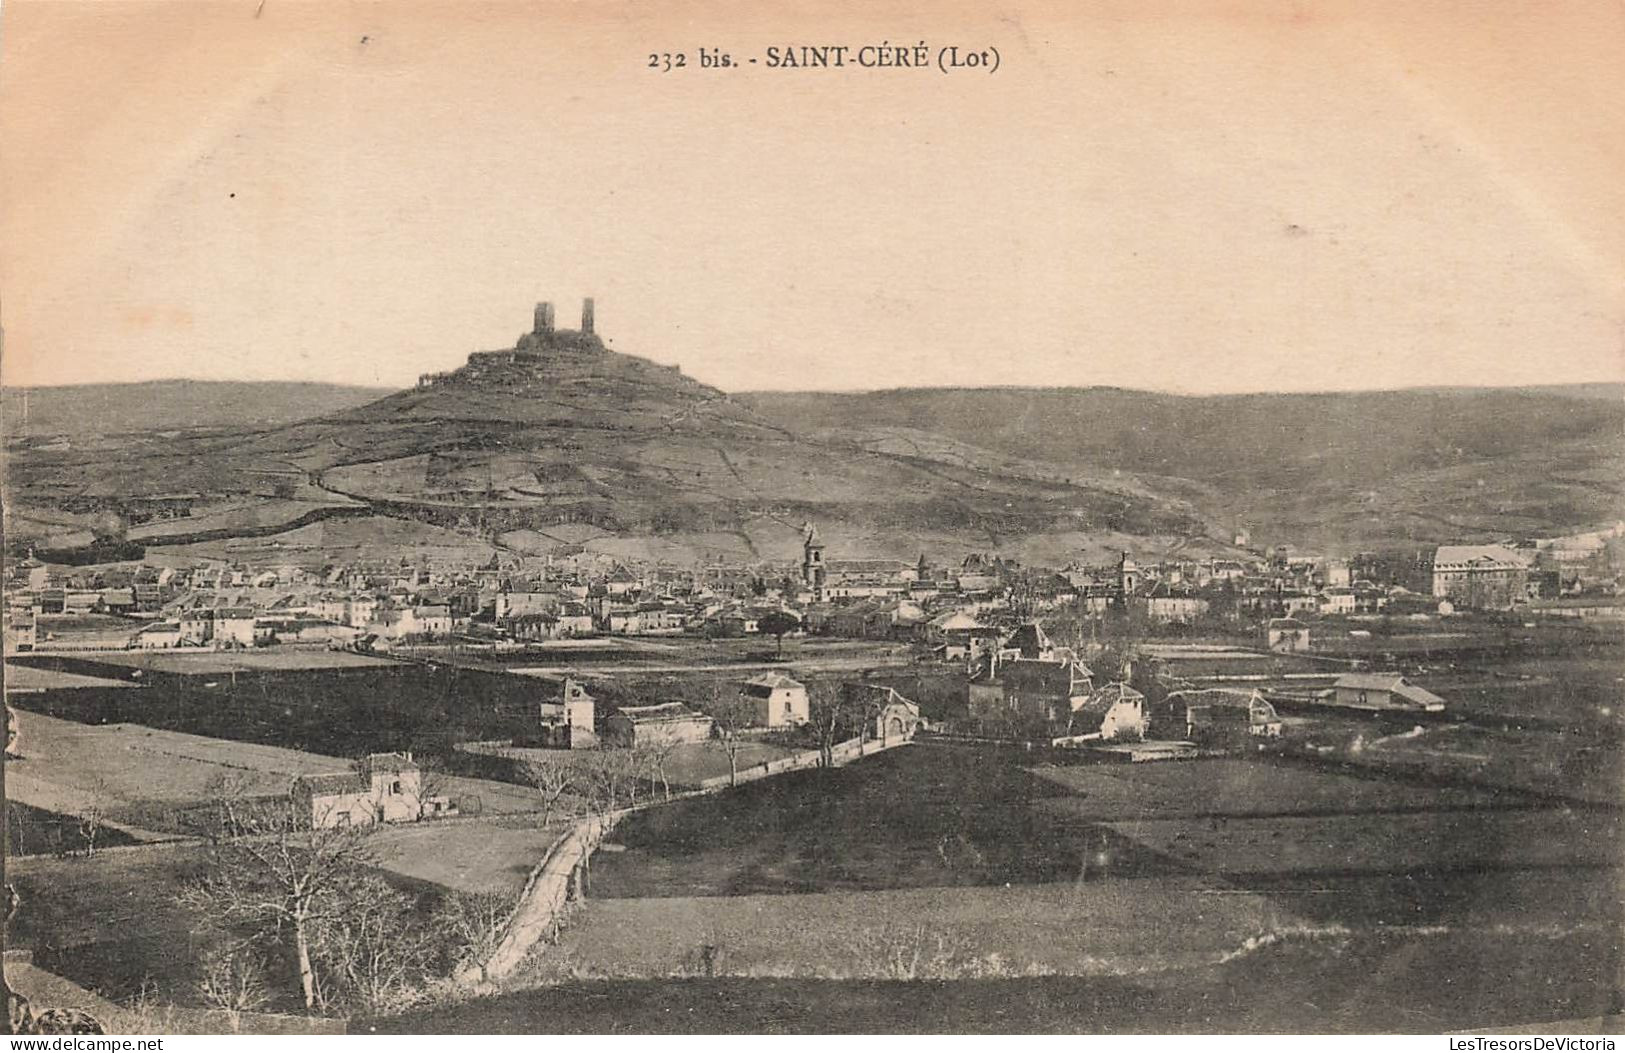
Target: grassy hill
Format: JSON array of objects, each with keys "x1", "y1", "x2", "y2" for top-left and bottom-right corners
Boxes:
[{"x1": 2, "y1": 348, "x2": 1214, "y2": 564}]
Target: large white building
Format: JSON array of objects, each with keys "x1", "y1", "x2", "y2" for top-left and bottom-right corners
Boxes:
[{"x1": 1431, "y1": 545, "x2": 1530, "y2": 609}]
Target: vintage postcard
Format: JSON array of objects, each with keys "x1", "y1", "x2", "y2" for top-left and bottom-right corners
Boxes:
[{"x1": 1, "y1": 0, "x2": 1621, "y2": 1038}]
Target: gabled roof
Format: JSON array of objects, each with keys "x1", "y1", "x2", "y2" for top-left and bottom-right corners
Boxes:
[
  {"x1": 297, "y1": 772, "x2": 366, "y2": 798},
  {"x1": 840, "y1": 682, "x2": 919, "y2": 713},
  {"x1": 1433, "y1": 545, "x2": 1530, "y2": 568},
  {"x1": 1081, "y1": 681, "x2": 1145, "y2": 714},
  {"x1": 1170, "y1": 687, "x2": 1280, "y2": 724},
  {"x1": 613, "y1": 702, "x2": 710, "y2": 724},
  {"x1": 1334, "y1": 672, "x2": 1446, "y2": 710},
  {"x1": 363, "y1": 751, "x2": 419, "y2": 773},
  {"x1": 1004, "y1": 622, "x2": 1051, "y2": 658},
  {"x1": 1334, "y1": 672, "x2": 1406, "y2": 691},
  {"x1": 1002, "y1": 658, "x2": 1094, "y2": 697},
  {"x1": 741, "y1": 672, "x2": 805, "y2": 695}
]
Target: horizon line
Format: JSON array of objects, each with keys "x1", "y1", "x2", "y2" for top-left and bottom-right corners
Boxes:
[{"x1": 4, "y1": 375, "x2": 1621, "y2": 401}]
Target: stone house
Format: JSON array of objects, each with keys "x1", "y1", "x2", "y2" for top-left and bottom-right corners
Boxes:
[
  {"x1": 739, "y1": 672, "x2": 809, "y2": 727},
  {"x1": 295, "y1": 752, "x2": 440, "y2": 829},
  {"x1": 1002, "y1": 657, "x2": 1095, "y2": 725}
]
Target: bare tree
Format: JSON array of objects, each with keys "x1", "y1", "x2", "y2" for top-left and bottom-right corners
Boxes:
[
  {"x1": 639, "y1": 735, "x2": 681, "y2": 800},
  {"x1": 179, "y1": 783, "x2": 374, "y2": 1012},
  {"x1": 518, "y1": 756, "x2": 577, "y2": 829},
  {"x1": 807, "y1": 680, "x2": 850, "y2": 769},
  {"x1": 435, "y1": 889, "x2": 511, "y2": 975},
  {"x1": 577, "y1": 748, "x2": 633, "y2": 819},
  {"x1": 196, "y1": 946, "x2": 271, "y2": 1030},
  {"x1": 410, "y1": 754, "x2": 455, "y2": 819},
  {"x1": 703, "y1": 686, "x2": 755, "y2": 787},
  {"x1": 310, "y1": 871, "x2": 432, "y2": 1015},
  {"x1": 76, "y1": 778, "x2": 110, "y2": 858},
  {"x1": 76, "y1": 805, "x2": 104, "y2": 858}
]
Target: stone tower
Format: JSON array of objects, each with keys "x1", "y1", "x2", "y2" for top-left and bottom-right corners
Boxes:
[
  {"x1": 801, "y1": 521, "x2": 826, "y2": 594},
  {"x1": 534, "y1": 301, "x2": 555, "y2": 334},
  {"x1": 1118, "y1": 551, "x2": 1139, "y2": 597},
  {"x1": 581, "y1": 297, "x2": 595, "y2": 334}
]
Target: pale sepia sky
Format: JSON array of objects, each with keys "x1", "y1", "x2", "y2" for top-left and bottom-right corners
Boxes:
[{"x1": 1, "y1": 0, "x2": 1621, "y2": 393}]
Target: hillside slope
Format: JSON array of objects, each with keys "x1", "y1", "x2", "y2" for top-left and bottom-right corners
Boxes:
[
  {"x1": 3, "y1": 345, "x2": 1214, "y2": 564},
  {"x1": 5, "y1": 351, "x2": 1617, "y2": 561},
  {"x1": 738, "y1": 386, "x2": 1624, "y2": 550}
]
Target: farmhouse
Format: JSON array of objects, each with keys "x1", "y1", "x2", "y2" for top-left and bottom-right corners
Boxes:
[
  {"x1": 1002, "y1": 658, "x2": 1096, "y2": 725},
  {"x1": 739, "y1": 672, "x2": 809, "y2": 727},
  {"x1": 1175, "y1": 688, "x2": 1283, "y2": 747},
  {"x1": 3, "y1": 612, "x2": 36, "y2": 653},
  {"x1": 1331, "y1": 672, "x2": 1446, "y2": 712},
  {"x1": 524, "y1": 676, "x2": 598, "y2": 748},
  {"x1": 214, "y1": 608, "x2": 261, "y2": 647},
  {"x1": 1066, "y1": 682, "x2": 1148, "y2": 741},
  {"x1": 294, "y1": 752, "x2": 441, "y2": 829},
  {"x1": 604, "y1": 702, "x2": 713, "y2": 748},
  {"x1": 133, "y1": 621, "x2": 184, "y2": 648}
]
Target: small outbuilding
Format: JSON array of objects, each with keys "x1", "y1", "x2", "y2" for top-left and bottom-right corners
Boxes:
[
  {"x1": 1332, "y1": 672, "x2": 1446, "y2": 712},
  {"x1": 604, "y1": 702, "x2": 714, "y2": 748}
]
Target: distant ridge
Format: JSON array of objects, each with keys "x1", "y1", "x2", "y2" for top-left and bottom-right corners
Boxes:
[
  {"x1": 1, "y1": 380, "x2": 393, "y2": 437},
  {"x1": 3, "y1": 309, "x2": 1619, "y2": 559},
  {"x1": 737, "y1": 381, "x2": 1624, "y2": 401}
]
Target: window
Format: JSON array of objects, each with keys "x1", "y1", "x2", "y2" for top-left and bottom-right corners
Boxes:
[{"x1": 390, "y1": 779, "x2": 402, "y2": 795}]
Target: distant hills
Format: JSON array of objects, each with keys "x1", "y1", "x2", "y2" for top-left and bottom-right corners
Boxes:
[
  {"x1": 1, "y1": 380, "x2": 391, "y2": 437},
  {"x1": 740, "y1": 384, "x2": 1624, "y2": 552},
  {"x1": 2, "y1": 353, "x2": 1619, "y2": 563}
]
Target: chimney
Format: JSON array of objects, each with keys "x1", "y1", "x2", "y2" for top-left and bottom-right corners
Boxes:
[
  {"x1": 534, "y1": 301, "x2": 554, "y2": 334},
  {"x1": 581, "y1": 297, "x2": 595, "y2": 334}
]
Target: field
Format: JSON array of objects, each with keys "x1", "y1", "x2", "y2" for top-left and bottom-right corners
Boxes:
[
  {"x1": 517, "y1": 741, "x2": 1621, "y2": 1032},
  {"x1": 364, "y1": 815, "x2": 567, "y2": 895},
  {"x1": 6, "y1": 655, "x2": 546, "y2": 757},
  {"x1": 1287, "y1": 718, "x2": 1623, "y2": 805},
  {"x1": 66, "y1": 648, "x2": 401, "y2": 675},
  {"x1": 147, "y1": 514, "x2": 501, "y2": 568},
  {"x1": 4, "y1": 662, "x2": 141, "y2": 692},
  {"x1": 5, "y1": 801, "x2": 140, "y2": 856},
  {"x1": 474, "y1": 738, "x2": 802, "y2": 791},
  {"x1": 4, "y1": 710, "x2": 558, "y2": 838},
  {"x1": 374, "y1": 925, "x2": 1620, "y2": 1034},
  {"x1": 549, "y1": 878, "x2": 1288, "y2": 981},
  {"x1": 7, "y1": 846, "x2": 220, "y2": 1005},
  {"x1": 127, "y1": 497, "x2": 359, "y2": 542},
  {"x1": 1028, "y1": 757, "x2": 1511, "y2": 818}
]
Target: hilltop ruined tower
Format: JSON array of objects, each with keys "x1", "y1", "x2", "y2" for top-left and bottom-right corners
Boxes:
[{"x1": 417, "y1": 297, "x2": 607, "y2": 388}]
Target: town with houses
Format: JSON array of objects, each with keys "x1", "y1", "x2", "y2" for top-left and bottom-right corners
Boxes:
[
  {"x1": 5, "y1": 519, "x2": 1620, "y2": 768},
  {"x1": 1, "y1": 301, "x2": 1620, "y2": 1035}
]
